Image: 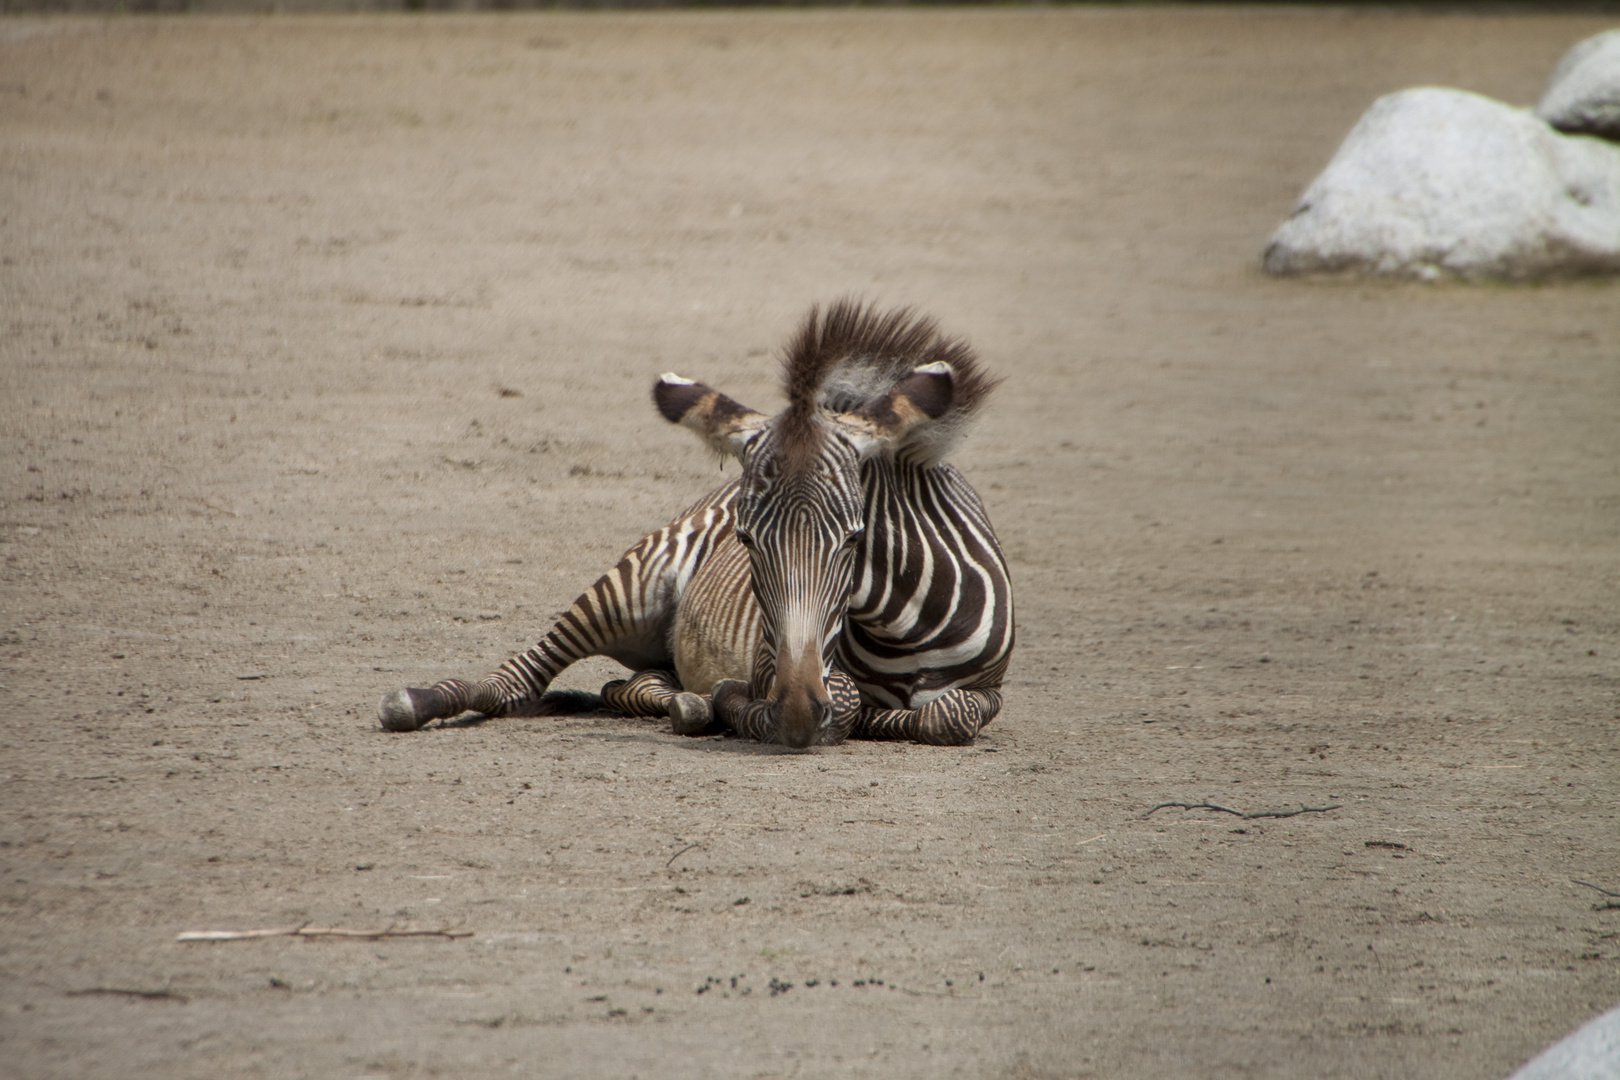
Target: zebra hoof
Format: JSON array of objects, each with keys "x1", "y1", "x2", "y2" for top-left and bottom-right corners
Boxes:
[
  {"x1": 669, "y1": 692, "x2": 716, "y2": 736},
  {"x1": 378, "y1": 688, "x2": 429, "y2": 732}
]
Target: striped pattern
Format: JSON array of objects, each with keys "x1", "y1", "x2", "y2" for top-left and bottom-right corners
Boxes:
[
  {"x1": 488, "y1": 484, "x2": 749, "y2": 708},
  {"x1": 843, "y1": 457, "x2": 1013, "y2": 709},
  {"x1": 378, "y1": 301, "x2": 1014, "y2": 748},
  {"x1": 377, "y1": 485, "x2": 754, "y2": 729}
]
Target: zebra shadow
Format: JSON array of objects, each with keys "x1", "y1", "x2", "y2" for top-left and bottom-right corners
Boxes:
[{"x1": 436, "y1": 711, "x2": 830, "y2": 756}]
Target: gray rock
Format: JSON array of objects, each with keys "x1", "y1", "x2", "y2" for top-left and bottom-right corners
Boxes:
[
  {"x1": 1504, "y1": 1004, "x2": 1620, "y2": 1080},
  {"x1": 1263, "y1": 87, "x2": 1620, "y2": 280},
  {"x1": 1538, "y1": 29, "x2": 1620, "y2": 141}
]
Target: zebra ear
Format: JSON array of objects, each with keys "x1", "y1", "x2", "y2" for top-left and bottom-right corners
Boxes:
[
  {"x1": 654, "y1": 374, "x2": 768, "y2": 459},
  {"x1": 841, "y1": 361, "x2": 955, "y2": 455}
]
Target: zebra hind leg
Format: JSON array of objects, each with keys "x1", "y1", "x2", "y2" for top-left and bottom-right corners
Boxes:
[
  {"x1": 378, "y1": 678, "x2": 494, "y2": 732},
  {"x1": 601, "y1": 669, "x2": 680, "y2": 717},
  {"x1": 854, "y1": 687, "x2": 1003, "y2": 746},
  {"x1": 602, "y1": 669, "x2": 727, "y2": 736},
  {"x1": 668, "y1": 691, "x2": 721, "y2": 736},
  {"x1": 379, "y1": 680, "x2": 605, "y2": 731}
]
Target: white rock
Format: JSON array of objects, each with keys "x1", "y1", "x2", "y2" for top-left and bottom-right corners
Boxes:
[
  {"x1": 1504, "y1": 1004, "x2": 1620, "y2": 1080},
  {"x1": 1262, "y1": 87, "x2": 1620, "y2": 280},
  {"x1": 1538, "y1": 29, "x2": 1620, "y2": 141}
]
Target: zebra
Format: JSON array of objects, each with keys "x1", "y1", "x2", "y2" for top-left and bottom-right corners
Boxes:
[{"x1": 378, "y1": 300, "x2": 1014, "y2": 747}]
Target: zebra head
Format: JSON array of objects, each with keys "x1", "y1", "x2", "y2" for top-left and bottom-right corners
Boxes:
[{"x1": 653, "y1": 357, "x2": 959, "y2": 748}]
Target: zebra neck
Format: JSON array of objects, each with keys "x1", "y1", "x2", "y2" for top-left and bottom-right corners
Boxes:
[{"x1": 845, "y1": 455, "x2": 1005, "y2": 643}]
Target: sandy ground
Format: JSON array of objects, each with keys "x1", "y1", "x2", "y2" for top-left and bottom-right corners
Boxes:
[{"x1": 2, "y1": 8, "x2": 1618, "y2": 1079}]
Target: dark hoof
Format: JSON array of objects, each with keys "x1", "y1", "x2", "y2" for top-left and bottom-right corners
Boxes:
[
  {"x1": 669, "y1": 692, "x2": 717, "y2": 736},
  {"x1": 378, "y1": 688, "x2": 430, "y2": 732}
]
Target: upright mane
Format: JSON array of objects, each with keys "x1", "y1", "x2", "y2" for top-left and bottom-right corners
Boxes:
[{"x1": 777, "y1": 299, "x2": 998, "y2": 467}]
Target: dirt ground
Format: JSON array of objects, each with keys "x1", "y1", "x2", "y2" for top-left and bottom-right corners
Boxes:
[{"x1": 2, "y1": 7, "x2": 1618, "y2": 1079}]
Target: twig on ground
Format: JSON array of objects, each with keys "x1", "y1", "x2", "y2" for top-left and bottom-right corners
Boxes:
[
  {"x1": 1572, "y1": 880, "x2": 1620, "y2": 898},
  {"x1": 666, "y1": 842, "x2": 702, "y2": 868},
  {"x1": 176, "y1": 924, "x2": 471, "y2": 943},
  {"x1": 194, "y1": 497, "x2": 239, "y2": 518},
  {"x1": 67, "y1": 987, "x2": 188, "y2": 1002},
  {"x1": 1142, "y1": 801, "x2": 1342, "y2": 820},
  {"x1": 1574, "y1": 880, "x2": 1620, "y2": 908}
]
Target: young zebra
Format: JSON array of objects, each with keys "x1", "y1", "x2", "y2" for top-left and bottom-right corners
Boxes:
[{"x1": 378, "y1": 301, "x2": 1014, "y2": 747}]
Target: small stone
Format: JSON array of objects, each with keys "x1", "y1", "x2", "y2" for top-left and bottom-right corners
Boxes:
[{"x1": 1538, "y1": 30, "x2": 1620, "y2": 141}]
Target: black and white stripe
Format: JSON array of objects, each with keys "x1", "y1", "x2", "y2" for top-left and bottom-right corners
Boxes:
[
  {"x1": 377, "y1": 484, "x2": 754, "y2": 729},
  {"x1": 378, "y1": 301, "x2": 1014, "y2": 748},
  {"x1": 842, "y1": 456, "x2": 1014, "y2": 710}
]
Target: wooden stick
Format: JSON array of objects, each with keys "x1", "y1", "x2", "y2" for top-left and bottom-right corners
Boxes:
[
  {"x1": 1141, "y1": 801, "x2": 1341, "y2": 820},
  {"x1": 67, "y1": 987, "x2": 188, "y2": 1002},
  {"x1": 193, "y1": 497, "x2": 240, "y2": 518},
  {"x1": 666, "y1": 842, "x2": 703, "y2": 868},
  {"x1": 1572, "y1": 879, "x2": 1620, "y2": 898},
  {"x1": 176, "y1": 924, "x2": 471, "y2": 942}
]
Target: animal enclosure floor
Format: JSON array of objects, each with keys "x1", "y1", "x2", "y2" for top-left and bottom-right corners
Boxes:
[{"x1": 1, "y1": 8, "x2": 1617, "y2": 1079}]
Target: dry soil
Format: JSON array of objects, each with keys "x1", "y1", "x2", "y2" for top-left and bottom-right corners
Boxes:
[{"x1": 1, "y1": 8, "x2": 1618, "y2": 1079}]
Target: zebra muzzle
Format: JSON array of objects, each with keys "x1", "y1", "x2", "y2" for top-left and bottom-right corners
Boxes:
[
  {"x1": 710, "y1": 678, "x2": 829, "y2": 749},
  {"x1": 772, "y1": 686, "x2": 828, "y2": 750}
]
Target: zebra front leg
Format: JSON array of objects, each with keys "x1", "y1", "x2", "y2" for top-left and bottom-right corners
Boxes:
[{"x1": 854, "y1": 687, "x2": 1003, "y2": 746}]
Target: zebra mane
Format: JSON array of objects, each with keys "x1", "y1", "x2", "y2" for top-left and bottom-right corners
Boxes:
[{"x1": 778, "y1": 299, "x2": 998, "y2": 467}]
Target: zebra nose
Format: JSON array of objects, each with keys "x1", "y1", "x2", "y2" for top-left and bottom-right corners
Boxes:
[{"x1": 774, "y1": 689, "x2": 826, "y2": 750}]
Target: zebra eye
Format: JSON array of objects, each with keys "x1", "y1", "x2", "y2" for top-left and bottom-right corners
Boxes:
[
  {"x1": 735, "y1": 529, "x2": 754, "y2": 548},
  {"x1": 843, "y1": 531, "x2": 864, "y2": 549}
]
